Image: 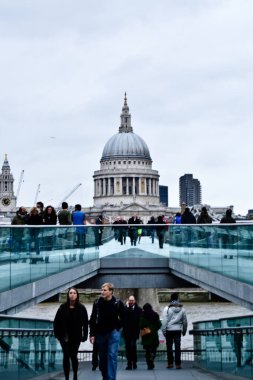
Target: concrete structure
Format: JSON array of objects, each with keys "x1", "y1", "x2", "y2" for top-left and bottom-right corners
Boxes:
[{"x1": 2, "y1": 244, "x2": 253, "y2": 314}]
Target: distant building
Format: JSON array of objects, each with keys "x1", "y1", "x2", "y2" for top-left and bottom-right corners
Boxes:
[
  {"x1": 0, "y1": 154, "x2": 16, "y2": 213},
  {"x1": 159, "y1": 185, "x2": 168, "y2": 207},
  {"x1": 90, "y1": 94, "x2": 174, "y2": 223},
  {"x1": 179, "y1": 174, "x2": 201, "y2": 207}
]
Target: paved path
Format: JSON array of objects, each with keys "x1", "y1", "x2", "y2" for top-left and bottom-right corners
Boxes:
[{"x1": 33, "y1": 361, "x2": 223, "y2": 380}]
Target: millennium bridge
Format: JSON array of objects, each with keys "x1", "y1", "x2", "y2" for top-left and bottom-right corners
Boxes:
[{"x1": 0, "y1": 223, "x2": 253, "y2": 379}]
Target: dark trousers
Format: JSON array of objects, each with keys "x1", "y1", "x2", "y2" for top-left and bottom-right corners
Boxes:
[
  {"x1": 92, "y1": 340, "x2": 99, "y2": 369},
  {"x1": 144, "y1": 346, "x2": 157, "y2": 369},
  {"x1": 60, "y1": 340, "x2": 80, "y2": 380},
  {"x1": 166, "y1": 330, "x2": 181, "y2": 366},
  {"x1": 124, "y1": 337, "x2": 137, "y2": 366}
]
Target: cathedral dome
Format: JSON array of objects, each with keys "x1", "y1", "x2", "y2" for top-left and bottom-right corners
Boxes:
[
  {"x1": 101, "y1": 132, "x2": 151, "y2": 161},
  {"x1": 101, "y1": 94, "x2": 151, "y2": 162}
]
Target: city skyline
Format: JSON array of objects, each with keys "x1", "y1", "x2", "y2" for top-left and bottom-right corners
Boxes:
[{"x1": 0, "y1": 1, "x2": 252, "y2": 215}]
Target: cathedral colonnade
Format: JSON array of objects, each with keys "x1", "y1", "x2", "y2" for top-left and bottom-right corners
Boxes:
[{"x1": 94, "y1": 176, "x2": 159, "y2": 197}]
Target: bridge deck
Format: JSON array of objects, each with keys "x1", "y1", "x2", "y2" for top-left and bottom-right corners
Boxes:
[{"x1": 31, "y1": 361, "x2": 223, "y2": 380}]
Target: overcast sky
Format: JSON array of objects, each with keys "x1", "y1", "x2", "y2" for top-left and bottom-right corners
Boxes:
[{"x1": 0, "y1": 0, "x2": 252, "y2": 215}]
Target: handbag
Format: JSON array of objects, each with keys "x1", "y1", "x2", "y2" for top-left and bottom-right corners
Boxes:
[{"x1": 140, "y1": 327, "x2": 151, "y2": 337}]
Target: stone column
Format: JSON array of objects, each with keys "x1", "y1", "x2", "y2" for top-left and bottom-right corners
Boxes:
[
  {"x1": 133, "y1": 177, "x2": 135, "y2": 195},
  {"x1": 108, "y1": 178, "x2": 111, "y2": 196},
  {"x1": 126, "y1": 178, "x2": 129, "y2": 195}
]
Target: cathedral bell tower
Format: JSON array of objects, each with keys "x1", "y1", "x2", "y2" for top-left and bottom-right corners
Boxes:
[{"x1": 0, "y1": 154, "x2": 16, "y2": 212}]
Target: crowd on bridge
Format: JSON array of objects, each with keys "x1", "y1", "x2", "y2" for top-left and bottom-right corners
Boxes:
[
  {"x1": 9, "y1": 201, "x2": 236, "y2": 261},
  {"x1": 54, "y1": 284, "x2": 188, "y2": 380}
]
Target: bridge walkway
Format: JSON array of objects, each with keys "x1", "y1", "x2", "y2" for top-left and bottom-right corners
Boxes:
[{"x1": 32, "y1": 361, "x2": 224, "y2": 380}]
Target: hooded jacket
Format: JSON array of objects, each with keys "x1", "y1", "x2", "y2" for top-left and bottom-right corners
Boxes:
[{"x1": 162, "y1": 302, "x2": 187, "y2": 336}]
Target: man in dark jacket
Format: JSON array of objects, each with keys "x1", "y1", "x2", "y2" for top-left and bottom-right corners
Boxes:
[
  {"x1": 89, "y1": 283, "x2": 124, "y2": 380},
  {"x1": 122, "y1": 296, "x2": 142, "y2": 370}
]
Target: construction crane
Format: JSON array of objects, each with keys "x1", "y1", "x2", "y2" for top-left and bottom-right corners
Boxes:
[
  {"x1": 58, "y1": 183, "x2": 82, "y2": 207},
  {"x1": 34, "y1": 184, "x2": 41, "y2": 206},
  {"x1": 16, "y1": 170, "x2": 24, "y2": 204}
]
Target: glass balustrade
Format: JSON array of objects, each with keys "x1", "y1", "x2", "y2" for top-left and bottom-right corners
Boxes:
[
  {"x1": 190, "y1": 314, "x2": 253, "y2": 379},
  {"x1": 0, "y1": 224, "x2": 253, "y2": 293},
  {"x1": 0, "y1": 315, "x2": 62, "y2": 379}
]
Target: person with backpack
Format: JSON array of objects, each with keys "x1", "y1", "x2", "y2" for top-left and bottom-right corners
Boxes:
[{"x1": 89, "y1": 283, "x2": 125, "y2": 380}]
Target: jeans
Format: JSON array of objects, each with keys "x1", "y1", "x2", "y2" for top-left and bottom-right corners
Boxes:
[
  {"x1": 166, "y1": 330, "x2": 182, "y2": 366},
  {"x1": 96, "y1": 329, "x2": 120, "y2": 380}
]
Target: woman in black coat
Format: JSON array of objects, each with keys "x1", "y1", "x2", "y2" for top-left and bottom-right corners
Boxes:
[
  {"x1": 54, "y1": 287, "x2": 88, "y2": 380},
  {"x1": 140, "y1": 303, "x2": 162, "y2": 370}
]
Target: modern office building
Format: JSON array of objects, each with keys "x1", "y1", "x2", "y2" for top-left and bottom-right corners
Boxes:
[
  {"x1": 159, "y1": 185, "x2": 168, "y2": 207},
  {"x1": 179, "y1": 174, "x2": 202, "y2": 207}
]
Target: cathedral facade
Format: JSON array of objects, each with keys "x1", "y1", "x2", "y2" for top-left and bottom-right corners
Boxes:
[{"x1": 89, "y1": 95, "x2": 174, "y2": 223}]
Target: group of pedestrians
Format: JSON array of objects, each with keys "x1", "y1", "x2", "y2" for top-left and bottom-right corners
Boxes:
[
  {"x1": 54, "y1": 284, "x2": 188, "y2": 380},
  {"x1": 11, "y1": 201, "x2": 89, "y2": 262},
  {"x1": 112, "y1": 214, "x2": 169, "y2": 249}
]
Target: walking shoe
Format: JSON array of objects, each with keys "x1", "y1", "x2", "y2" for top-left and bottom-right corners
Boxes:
[
  {"x1": 133, "y1": 363, "x2": 137, "y2": 369},
  {"x1": 125, "y1": 365, "x2": 132, "y2": 370},
  {"x1": 176, "y1": 365, "x2": 182, "y2": 369},
  {"x1": 167, "y1": 364, "x2": 173, "y2": 368}
]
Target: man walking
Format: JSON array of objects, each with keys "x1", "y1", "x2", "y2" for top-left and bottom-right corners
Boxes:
[
  {"x1": 122, "y1": 295, "x2": 142, "y2": 370},
  {"x1": 89, "y1": 283, "x2": 124, "y2": 380},
  {"x1": 162, "y1": 293, "x2": 187, "y2": 369},
  {"x1": 58, "y1": 202, "x2": 72, "y2": 263}
]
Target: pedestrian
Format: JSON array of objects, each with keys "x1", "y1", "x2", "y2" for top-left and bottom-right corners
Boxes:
[
  {"x1": 118, "y1": 217, "x2": 128, "y2": 245},
  {"x1": 72, "y1": 204, "x2": 86, "y2": 261},
  {"x1": 147, "y1": 216, "x2": 156, "y2": 244},
  {"x1": 36, "y1": 201, "x2": 44, "y2": 218},
  {"x1": 122, "y1": 295, "x2": 142, "y2": 370},
  {"x1": 173, "y1": 212, "x2": 182, "y2": 224},
  {"x1": 58, "y1": 202, "x2": 73, "y2": 263},
  {"x1": 54, "y1": 287, "x2": 88, "y2": 380},
  {"x1": 156, "y1": 215, "x2": 167, "y2": 248},
  {"x1": 220, "y1": 208, "x2": 236, "y2": 249},
  {"x1": 89, "y1": 283, "x2": 125, "y2": 380},
  {"x1": 11, "y1": 207, "x2": 28, "y2": 261},
  {"x1": 197, "y1": 207, "x2": 212, "y2": 224},
  {"x1": 27, "y1": 207, "x2": 43, "y2": 260},
  {"x1": 220, "y1": 208, "x2": 236, "y2": 224},
  {"x1": 140, "y1": 303, "x2": 161, "y2": 370},
  {"x1": 95, "y1": 215, "x2": 104, "y2": 247},
  {"x1": 181, "y1": 207, "x2": 196, "y2": 224},
  {"x1": 128, "y1": 214, "x2": 141, "y2": 246},
  {"x1": 162, "y1": 292, "x2": 187, "y2": 370},
  {"x1": 43, "y1": 205, "x2": 57, "y2": 263}
]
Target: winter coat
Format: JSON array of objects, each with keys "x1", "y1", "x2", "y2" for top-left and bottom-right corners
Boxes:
[
  {"x1": 122, "y1": 304, "x2": 142, "y2": 340},
  {"x1": 197, "y1": 212, "x2": 212, "y2": 224},
  {"x1": 140, "y1": 310, "x2": 161, "y2": 349},
  {"x1": 162, "y1": 303, "x2": 187, "y2": 336},
  {"x1": 181, "y1": 210, "x2": 196, "y2": 224},
  {"x1": 89, "y1": 296, "x2": 125, "y2": 336},
  {"x1": 54, "y1": 303, "x2": 88, "y2": 344}
]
